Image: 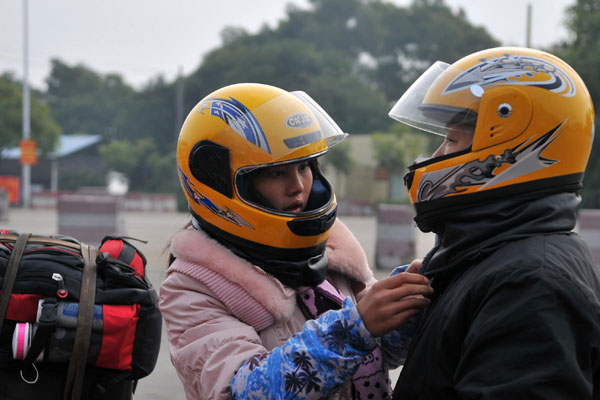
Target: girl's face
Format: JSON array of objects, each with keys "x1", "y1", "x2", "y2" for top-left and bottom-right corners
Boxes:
[{"x1": 253, "y1": 161, "x2": 313, "y2": 213}]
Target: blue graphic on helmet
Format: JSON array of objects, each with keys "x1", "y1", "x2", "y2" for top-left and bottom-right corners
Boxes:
[
  {"x1": 444, "y1": 54, "x2": 576, "y2": 98},
  {"x1": 178, "y1": 167, "x2": 253, "y2": 228},
  {"x1": 199, "y1": 96, "x2": 271, "y2": 154}
]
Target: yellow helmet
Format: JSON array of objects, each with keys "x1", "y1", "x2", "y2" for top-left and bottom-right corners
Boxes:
[
  {"x1": 389, "y1": 47, "x2": 595, "y2": 229},
  {"x1": 176, "y1": 83, "x2": 347, "y2": 287}
]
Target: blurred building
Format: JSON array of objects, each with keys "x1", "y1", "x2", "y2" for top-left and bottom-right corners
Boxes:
[
  {"x1": 324, "y1": 134, "x2": 402, "y2": 215},
  {"x1": 0, "y1": 134, "x2": 105, "y2": 194}
]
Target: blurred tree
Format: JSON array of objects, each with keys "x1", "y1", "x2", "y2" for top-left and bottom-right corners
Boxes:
[
  {"x1": 273, "y1": 0, "x2": 499, "y2": 102},
  {"x1": 320, "y1": 139, "x2": 354, "y2": 191},
  {"x1": 38, "y1": 0, "x2": 503, "y2": 197},
  {"x1": 45, "y1": 59, "x2": 135, "y2": 137},
  {"x1": 371, "y1": 125, "x2": 432, "y2": 200},
  {"x1": 556, "y1": 0, "x2": 600, "y2": 208},
  {"x1": 0, "y1": 73, "x2": 60, "y2": 154},
  {"x1": 98, "y1": 138, "x2": 177, "y2": 193},
  {"x1": 113, "y1": 77, "x2": 178, "y2": 150},
  {"x1": 185, "y1": 38, "x2": 389, "y2": 134},
  {"x1": 184, "y1": 0, "x2": 497, "y2": 134}
]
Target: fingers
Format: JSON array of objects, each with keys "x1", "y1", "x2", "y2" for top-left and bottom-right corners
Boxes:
[
  {"x1": 360, "y1": 296, "x2": 430, "y2": 337},
  {"x1": 406, "y1": 258, "x2": 423, "y2": 274},
  {"x1": 371, "y1": 288, "x2": 431, "y2": 316},
  {"x1": 382, "y1": 307, "x2": 424, "y2": 330},
  {"x1": 388, "y1": 282, "x2": 433, "y2": 302},
  {"x1": 362, "y1": 275, "x2": 432, "y2": 311},
  {"x1": 376, "y1": 271, "x2": 430, "y2": 290}
]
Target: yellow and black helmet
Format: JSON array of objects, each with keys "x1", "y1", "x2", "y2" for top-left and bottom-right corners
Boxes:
[
  {"x1": 176, "y1": 83, "x2": 347, "y2": 287},
  {"x1": 389, "y1": 47, "x2": 595, "y2": 228}
]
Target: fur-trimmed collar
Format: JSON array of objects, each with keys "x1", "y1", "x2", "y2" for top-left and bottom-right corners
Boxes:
[{"x1": 168, "y1": 219, "x2": 374, "y2": 321}]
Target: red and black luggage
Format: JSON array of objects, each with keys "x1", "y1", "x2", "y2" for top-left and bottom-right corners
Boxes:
[{"x1": 0, "y1": 232, "x2": 162, "y2": 400}]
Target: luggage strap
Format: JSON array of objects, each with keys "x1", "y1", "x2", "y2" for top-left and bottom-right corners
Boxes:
[
  {"x1": 64, "y1": 242, "x2": 98, "y2": 400},
  {"x1": 0, "y1": 233, "x2": 81, "y2": 250},
  {"x1": 0, "y1": 233, "x2": 31, "y2": 334}
]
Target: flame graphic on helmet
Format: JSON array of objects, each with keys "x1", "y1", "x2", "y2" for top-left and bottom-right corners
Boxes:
[
  {"x1": 178, "y1": 167, "x2": 253, "y2": 228},
  {"x1": 199, "y1": 96, "x2": 271, "y2": 153},
  {"x1": 417, "y1": 123, "x2": 563, "y2": 202},
  {"x1": 443, "y1": 54, "x2": 576, "y2": 98}
]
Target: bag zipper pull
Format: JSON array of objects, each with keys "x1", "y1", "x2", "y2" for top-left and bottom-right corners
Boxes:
[{"x1": 52, "y1": 273, "x2": 68, "y2": 299}]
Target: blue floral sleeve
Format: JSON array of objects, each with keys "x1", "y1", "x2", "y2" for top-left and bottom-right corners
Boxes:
[
  {"x1": 231, "y1": 298, "x2": 378, "y2": 399},
  {"x1": 380, "y1": 315, "x2": 417, "y2": 368},
  {"x1": 379, "y1": 264, "x2": 417, "y2": 368}
]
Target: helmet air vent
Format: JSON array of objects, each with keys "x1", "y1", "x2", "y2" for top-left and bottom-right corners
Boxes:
[{"x1": 189, "y1": 140, "x2": 233, "y2": 198}]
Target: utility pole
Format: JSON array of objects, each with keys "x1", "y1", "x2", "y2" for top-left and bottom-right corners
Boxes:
[
  {"x1": 22, "y1": 0, "x2": 31, "y2": 208},
  {"x1": 526, "y1": 3, "x2": 532, "y2": 47},
  {"x1": 175, "y1": 66, "x2": 185, "y2": 137}
]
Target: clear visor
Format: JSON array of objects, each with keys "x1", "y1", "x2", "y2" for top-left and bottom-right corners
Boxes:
[
  {"x1": 291, "y1": 91, "x2": 348, "y2": 148},
  {"x1": 388, "y1": 61, "x2": 478, "y2": 160},
  {"x1": 201, "y1": 89, "x2": 347, "y2": 173}
]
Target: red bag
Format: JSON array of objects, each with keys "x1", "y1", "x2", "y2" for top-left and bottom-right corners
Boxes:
[{"x1": 0, "y1": 232, "x2": 161, "y2": 400}]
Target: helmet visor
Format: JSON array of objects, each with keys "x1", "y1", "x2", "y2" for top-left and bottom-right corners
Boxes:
[
  {"x1": 388, "y1": 61, "x2": 483, "y2": 159},
  {"x1": 388, "y1": 61, "x2": 478, "y2": 159}
]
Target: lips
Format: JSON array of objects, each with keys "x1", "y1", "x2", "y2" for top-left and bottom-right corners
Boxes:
[{"x1": 285, "y1": 200, "x2": 304, "y2": 212}]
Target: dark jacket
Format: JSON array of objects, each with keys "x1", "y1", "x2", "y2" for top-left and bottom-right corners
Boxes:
[{"x1": 393, "y1": 192, "x2": 600, "y2": 399}]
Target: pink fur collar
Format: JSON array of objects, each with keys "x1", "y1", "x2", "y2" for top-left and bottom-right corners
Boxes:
[{"x1": 168, "y1": 219, "x2": 374, "y2": 320}]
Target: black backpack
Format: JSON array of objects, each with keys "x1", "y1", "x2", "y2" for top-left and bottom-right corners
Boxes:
[{"x1": 0, "y1": 232, "x2": 162, "y2": 400}]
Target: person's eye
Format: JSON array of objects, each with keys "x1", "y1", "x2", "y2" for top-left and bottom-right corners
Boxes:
[
  {"x1": 270, "y1": 168, "x2": 285, "y2": 178},
  {"x1": 444, "y1": 136, "x2": 457, "y2": 145},
  {"x1": 298, "y1": 162, "x2": 310, "y2": 172}
]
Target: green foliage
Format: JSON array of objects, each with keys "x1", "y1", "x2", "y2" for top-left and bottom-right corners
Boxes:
[
  {"x1": 30, "y1": 0, "x2": 503, "y2": 197},
  {"x1": 184, "y1": 0, "x2": 497, "y2": 134},
  {"x1": 98, "y1": 138, "x2": 177, "y2": 193},
  {"x1": 557, "y1": 0, "x2": 600, "y2": 208},
  {"x1": 581, "y1": 115, "x2": 600, "y2": 208},
  {"x1": 272, "y1": 0, "x2": 499, "y2": 101},
  {"x1": 46, "y1": 59, "x2": 135, "y2": 137},
  {"x1": 560, "y1": 0, "x2": 600, "y2": 109},
  {"x1": 0, "y1": 73, "x2": 60, "y2": 154},
  {"x1": 58, "y1": 167, "x2": 105, "y2": 190},
  {"x1": 185, "y1": 37, "x2": 389, "y2": 134},
  {"x1": 320, "y1": 139, "x2": 353, "y2": 173},
  {"x1": 113, "y1": 78, "x2": 178, "y2": 150},
  {"x1": 371, "y1": 125, "x2": 431, "y2": 172}
]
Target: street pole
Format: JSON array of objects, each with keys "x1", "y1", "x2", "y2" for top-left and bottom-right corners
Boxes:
[
  {"x1": 175, "y1": 65, "x2": 184, "y2": 137},
  {"x1": 526, "y1": 3, "x2": 532, "y2": 47},
  {"x1": 22, "y1": 0, "x2": 32, "y2": 208}
]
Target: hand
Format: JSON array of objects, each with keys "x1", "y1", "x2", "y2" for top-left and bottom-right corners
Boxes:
[{"x1": 356, "y1": 272, "x2": 432, "y2": 337}]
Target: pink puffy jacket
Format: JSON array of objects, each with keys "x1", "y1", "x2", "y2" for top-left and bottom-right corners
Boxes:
[{"x1": 159, "y1": 219, "x2": 377, "y2": 399}]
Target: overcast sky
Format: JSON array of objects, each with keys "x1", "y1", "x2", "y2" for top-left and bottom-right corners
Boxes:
[{"x1": 0, "y1": 0, "x2": 575, "y2": 90}]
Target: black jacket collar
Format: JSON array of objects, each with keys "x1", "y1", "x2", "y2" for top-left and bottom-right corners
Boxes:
[{"x1": 422, "y1": 192, "x2": 580, "y2": 278}]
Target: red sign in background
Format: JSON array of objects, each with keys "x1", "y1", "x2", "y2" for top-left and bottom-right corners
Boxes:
[
  {"x1": 20, "y1": 139, "x2": 37, "y2": 165},
  {"x1": 0, "y1": 176, "x2": 20, "y2": 204}
]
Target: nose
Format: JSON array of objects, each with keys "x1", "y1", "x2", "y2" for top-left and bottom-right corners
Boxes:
[
  {"x1": 431, "y1": 143, "x2": 446, "y2": 158},
  {"x1": 286, "y1": 169, "x2": 304, "y2": 196}
]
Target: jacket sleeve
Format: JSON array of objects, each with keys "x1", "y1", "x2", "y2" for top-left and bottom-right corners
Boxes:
[
  {"x1": 231, "y1": 297, "x2": 379, "y2": 399},
  {"x1": 159, "y1": 271, "x2": 269, "y2": 400},
  {"x1": 454, "y1": 265, "x2": 599, "y2": 399},
  {"x1": 379, "y1": 315, "x2": 417, "y2": 369},
  {"x1": 379, "y1": 264, "x2": 418, "y2": 369}
]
